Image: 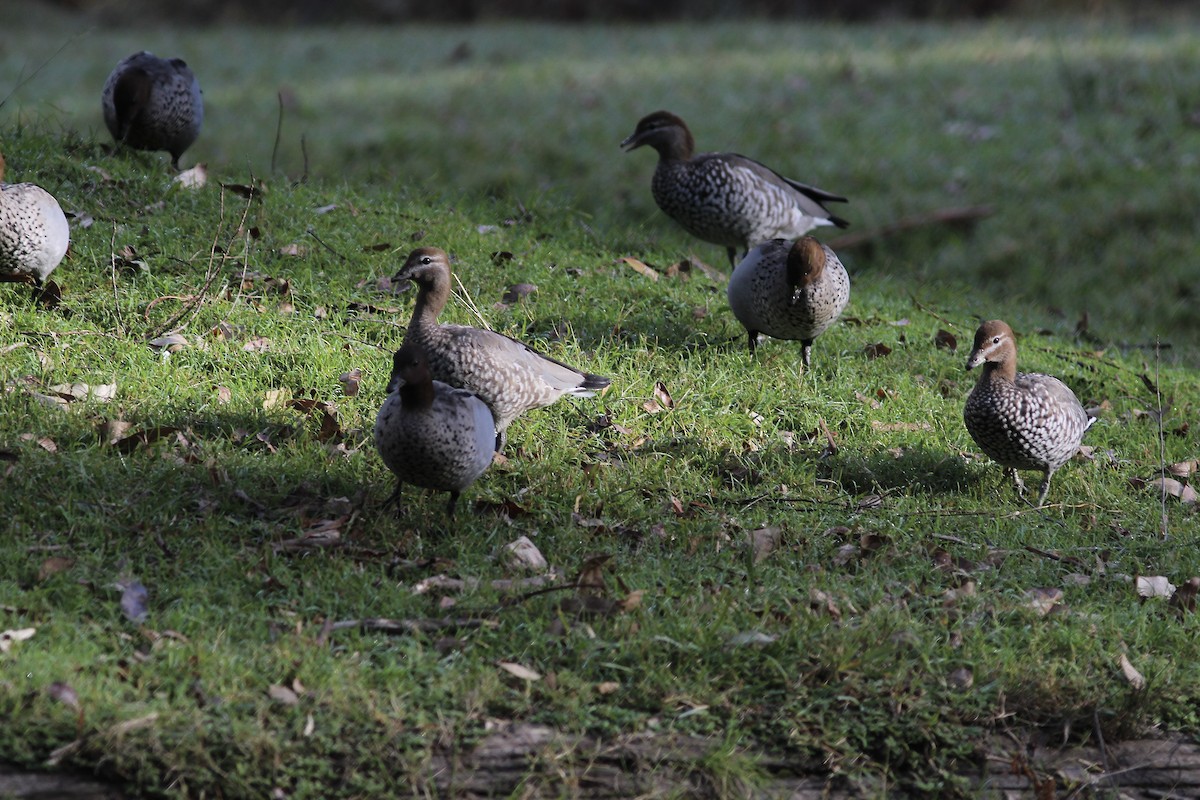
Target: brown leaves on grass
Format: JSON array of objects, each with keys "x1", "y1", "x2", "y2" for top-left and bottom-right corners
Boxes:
[
  {"x1": 620, "y1": 256, "x2": 659, "y2": 281},
  {"x1": 642, "y1": 381, "x2": 674, "y2": 414}
]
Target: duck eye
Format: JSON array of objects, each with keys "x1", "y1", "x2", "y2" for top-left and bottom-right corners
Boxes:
[
  {"x1": 421, "y1": 257, "x2": 432, "y2": 265},
  {"x1": 992, "y1": 336, "x2": 1001, "y2": 344}
]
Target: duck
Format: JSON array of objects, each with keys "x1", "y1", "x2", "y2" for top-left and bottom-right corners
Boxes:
[
  {"x1": 374, "y1": 342, "x2": 498, "y2": 518},
  {"x1": 392, "y1": 247, "x2": 610, "y2": 440},
  {"x1": 101, "y1": 51, "x2": 204, "y2": 170},
  {"x1": 726, "y1": 236, "x2": 850, "y2": 366},
  {"x1": 963, "y1": 320, "x2": 1095, "y2": 506},
  {"x1": 621, "y1": 110, "x2": 848, "y2": 268},
  {"x1": 0, "y1": 154, "x2": 69, "y2": 287}
]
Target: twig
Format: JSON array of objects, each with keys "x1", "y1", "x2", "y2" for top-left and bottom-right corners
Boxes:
[
  {"x1": 1156, "y1": 338, "x2": 1168, "y2": 539},
  {"x1": 109, "y1": 222, "x2": 125, "y2": 335},
  {"x1": 329, "y1": 617, "x2": 497, "y2": 635},
  {"x1": 270, "y1": 91, "x2": 284, "y2": 174},
  {"x1": 827, "y1": 205, "x2": 994, "y2": 251},
  {"x1": 306, "y1": 227, "x2": 345, "y2": 260},
  {"x1": 1023, "y1": 544, "x2": 1085, "y2": 568},
  {"x1": 0, "y1": 32, "x2": 84, "y2": 111},
  {"x1": 149, "y1": 187, "x2": 254, "y2": 339},
  {"x1": 453, "y1": 272, "x2": 493, "y2": 331},
  {"x1": 908, "y1": 293, "x2": 962, "y2": 332},
  {"x1": 300, "y1": 134, "x2": 309, "y2": 183}
]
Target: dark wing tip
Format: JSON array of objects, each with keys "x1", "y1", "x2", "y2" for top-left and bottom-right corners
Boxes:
[{"x1": 582, "y1": 374, "x2": 611, "y2": 390}]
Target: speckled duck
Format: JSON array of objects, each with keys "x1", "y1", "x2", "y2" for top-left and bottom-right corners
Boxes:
[
  {"x1": 726, "y1": 236, "x2": 849, "y2": 366},
  {"x1": 392, "y1": 247, "x2": 610, "y2": 439},
  {"x1": 374, "y1": 342, "x2": 497, "y2": 517},
  {"x1": 0, "y1": 155, "x2": 69, "y2": 287},
  {"x1": 963, "y1": 320, "x2": 1094, "y2": 505},
  {"x1": 621, "y1": 110, "x2": 848, "y2": 267},
  {"x1": 102, "y1": 51, "x2": 204, "y2": 170}
]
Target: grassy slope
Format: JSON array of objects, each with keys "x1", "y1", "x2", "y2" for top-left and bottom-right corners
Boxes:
[{"x1": 2, "y1": 7, "x2": 1199, "y2": 798}]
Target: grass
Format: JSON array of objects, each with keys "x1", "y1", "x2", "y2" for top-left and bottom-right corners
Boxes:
[{"x1": 2, "y1": 6, "x2": 1200, "y2": 798}]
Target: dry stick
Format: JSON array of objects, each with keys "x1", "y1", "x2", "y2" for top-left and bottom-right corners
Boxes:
[
  {"x1": 300, "y1": 134, "x2": 309, "y2": 183},
  {"x1": 453, "y1": 272, "x2": 493, "y2": 331},
  {"x1": 908, "y1": 293, "x2": 962, "y2": 332},
  {"x1": 149, "y1": 188, "x2": 254, "y2": 339},
  {"x1": 827, "y1": 205, "x2": 994, "y2": 251},
  {"x1": 0, "y1": 32, "x2": 83, "y2": 110},
  {"x1": 270, "y1": 91, "x2": 285, "y2": 174},
  {"x1": 1156, "y1": 338, "x2": 1169, "y2": 539},
  {"x1": 109, "y1": 222, "x2": 125, "y2": 335}
]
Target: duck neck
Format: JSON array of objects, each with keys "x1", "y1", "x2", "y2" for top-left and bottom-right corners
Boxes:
[
  {"x1": 982, "y1": 358, "x2": 1017, "y2": 385},
  {"x1": 410, "y1": 270, "x2": 451, "y2": 333},
  {"x1": 399, "y1": 376, "x2": 435, "y2": 410}
]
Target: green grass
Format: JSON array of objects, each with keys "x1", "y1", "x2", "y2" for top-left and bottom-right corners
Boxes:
[{"x1": 3, "y1": 7, "x2": 1200, "y2": 798}]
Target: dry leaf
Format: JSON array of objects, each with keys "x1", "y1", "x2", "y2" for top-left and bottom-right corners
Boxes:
[
  {"x1": 338, "y1": 369, "x2": 362, "y2": 397},
  {"x1": 501, "y1": 283, "x2": 537, "y2": 303},
  {"x1": 173, "y1": 163, "x2": 207, "y2": 189},
  {"x1": 648, "y1": 381, "x2": 674, "y2": 412},
  {"x1": 148, "y1": 333, "x2": 188, "y2": 353},
  {"x1": 112, "y1": 426, "x2": 181, "y2": 455},
  {"x1": 947, "y1": 667, "x2": 974, "y2": 690},
  {"x1": 243, "y1": 336, "x2": 272, "y2": 353},
  {"x1": 497, "y1": 661, "x2": 541, "y2": 681},
  {"x1": 1170, "y1": 577, "x2": 1199, "y2": 613},
  {"x1": 263, "y1": 389, "x2": 291, "y2": 410},
  {"x1": 863, "y1": 342, "x2": 893, "y2": 359},
  {"x1": 621, "y1": 256, "x2": 659, "y2": 281},
  {"x1": 934, "y1": 329, "x2": 958, "y2": 351},
  {"x1": 1024, "y1": 587, "x2": 1064, "y2": 617},
  {"x1": 596, "y1": 681, "x2": 620, "y2": 695},
  {"x1": 0, "y1": 627, "x2": 36, "y2": 653},
  {"x1": 38, "y1": 556, "x2": 74, "y2": 582},
  {"x1": 119, "y1": 579, "x2": 149, "y2": 623},
  {"x1": 268, "y1": 684, "x2": 300, "y2": 705},
  {"x1": 47, "y1": 681, "x2": 80, "y2": 710},
  {"x1": 1136, "y1": 575, "x2": 1176, "y2": 599},
  {"x1": 503, "y1": 536, "x2": 547, "y2": 572},
  {"x1": 1118, "y1": 653, "x2": 1146, "y2": 691},
  {"x1": 748, "y1": 526, "x2": 781, "y2": 564},
  {"x1": 216, "y1": 385, "x2": 233, "y2": 404},
  {"x1": 871, "y1": 420, "x2": 933, "y2": 432}
]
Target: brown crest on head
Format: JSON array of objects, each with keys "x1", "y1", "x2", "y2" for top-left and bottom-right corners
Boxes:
[{"x1": 786, "y1": 236, "x2": 827, "y2": 288}]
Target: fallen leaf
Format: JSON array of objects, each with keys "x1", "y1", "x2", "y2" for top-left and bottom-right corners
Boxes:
[
  {"x1": 503, "y1": 536, "x2": 547, "y2": 572},
  {"x1": 47, "y1": 681, "x2": 80, "y2": 709},
  {"x1": 112, "y1": 426, "x2": 181, "y2": 455},
  {"x1": 0, "y1": 627, "x2": 36, "y2": 653},
  {"x1": 1170, "y1": 577, "x2": 1199, "y2": 614},
  {"x1": 147, "y1": 333, "x2": 188, "y2": 353},
  {"x1": 870, "y1": 420, "x2": 933, "y2": 432},
  {"x1": 243, "y1": 336, "x2": 272, "y2": 353},
  {"x1": 497, "y1": 661, "x2": 541, "y2": 681},
  {"x1": 38, "y1": 557, "x2": 74, "y2": 582},
  {"x1": 652, "y1": 381, "x2": 674, "y2": 410},
  {"x1": 173, "y1": 163, "x2": 207, "y2": 189},
  {"x1": 118, "y1": 579, "x2": 150, "y2": 623},
  {"x1": 501, "y1": 283, "x2": 537, "y2": 303},
  {"x1": 934, "y1": 329, "x2": 958, "y2": 351},
  {"x1": 726, "y1": 631, "x2": 778, "y2": 648},
  {"x1": 216, "y1": 386, "x2": 232, "y2": 404},
  {"x1": 621, "y1": 256, "x2": 659, "y2": 281},
  {"x1": 947, "y1": 667, "x2": 974, "y2": 690},
  {"x1": 1118, "y1": 652, "x2": 1146, "y2": 691},
  {"x1": 1025, "y1": 587, "x2": 1065, "y2": 617},
  {"x1": 263, "y1": 389, "x2": 291, "y2": 410},
  {"x1": 1136, "y1": 575, "x2": 1176, "y2": 599},
  {"x1": 338, "y1": 369, "x2": 362, "y2": 397},
  {"x1": 596, "y1": 681, "x2": 620, "y2": 695},
  {"x1": 268, "y1": 684, "x2": 300, "y2": 705},
  {"x1": 744, "y1": 527, "x2": 782, "y2": 566},
  {"x1": 863, "y1": 342, "x2": 893, "y2": 359}
]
